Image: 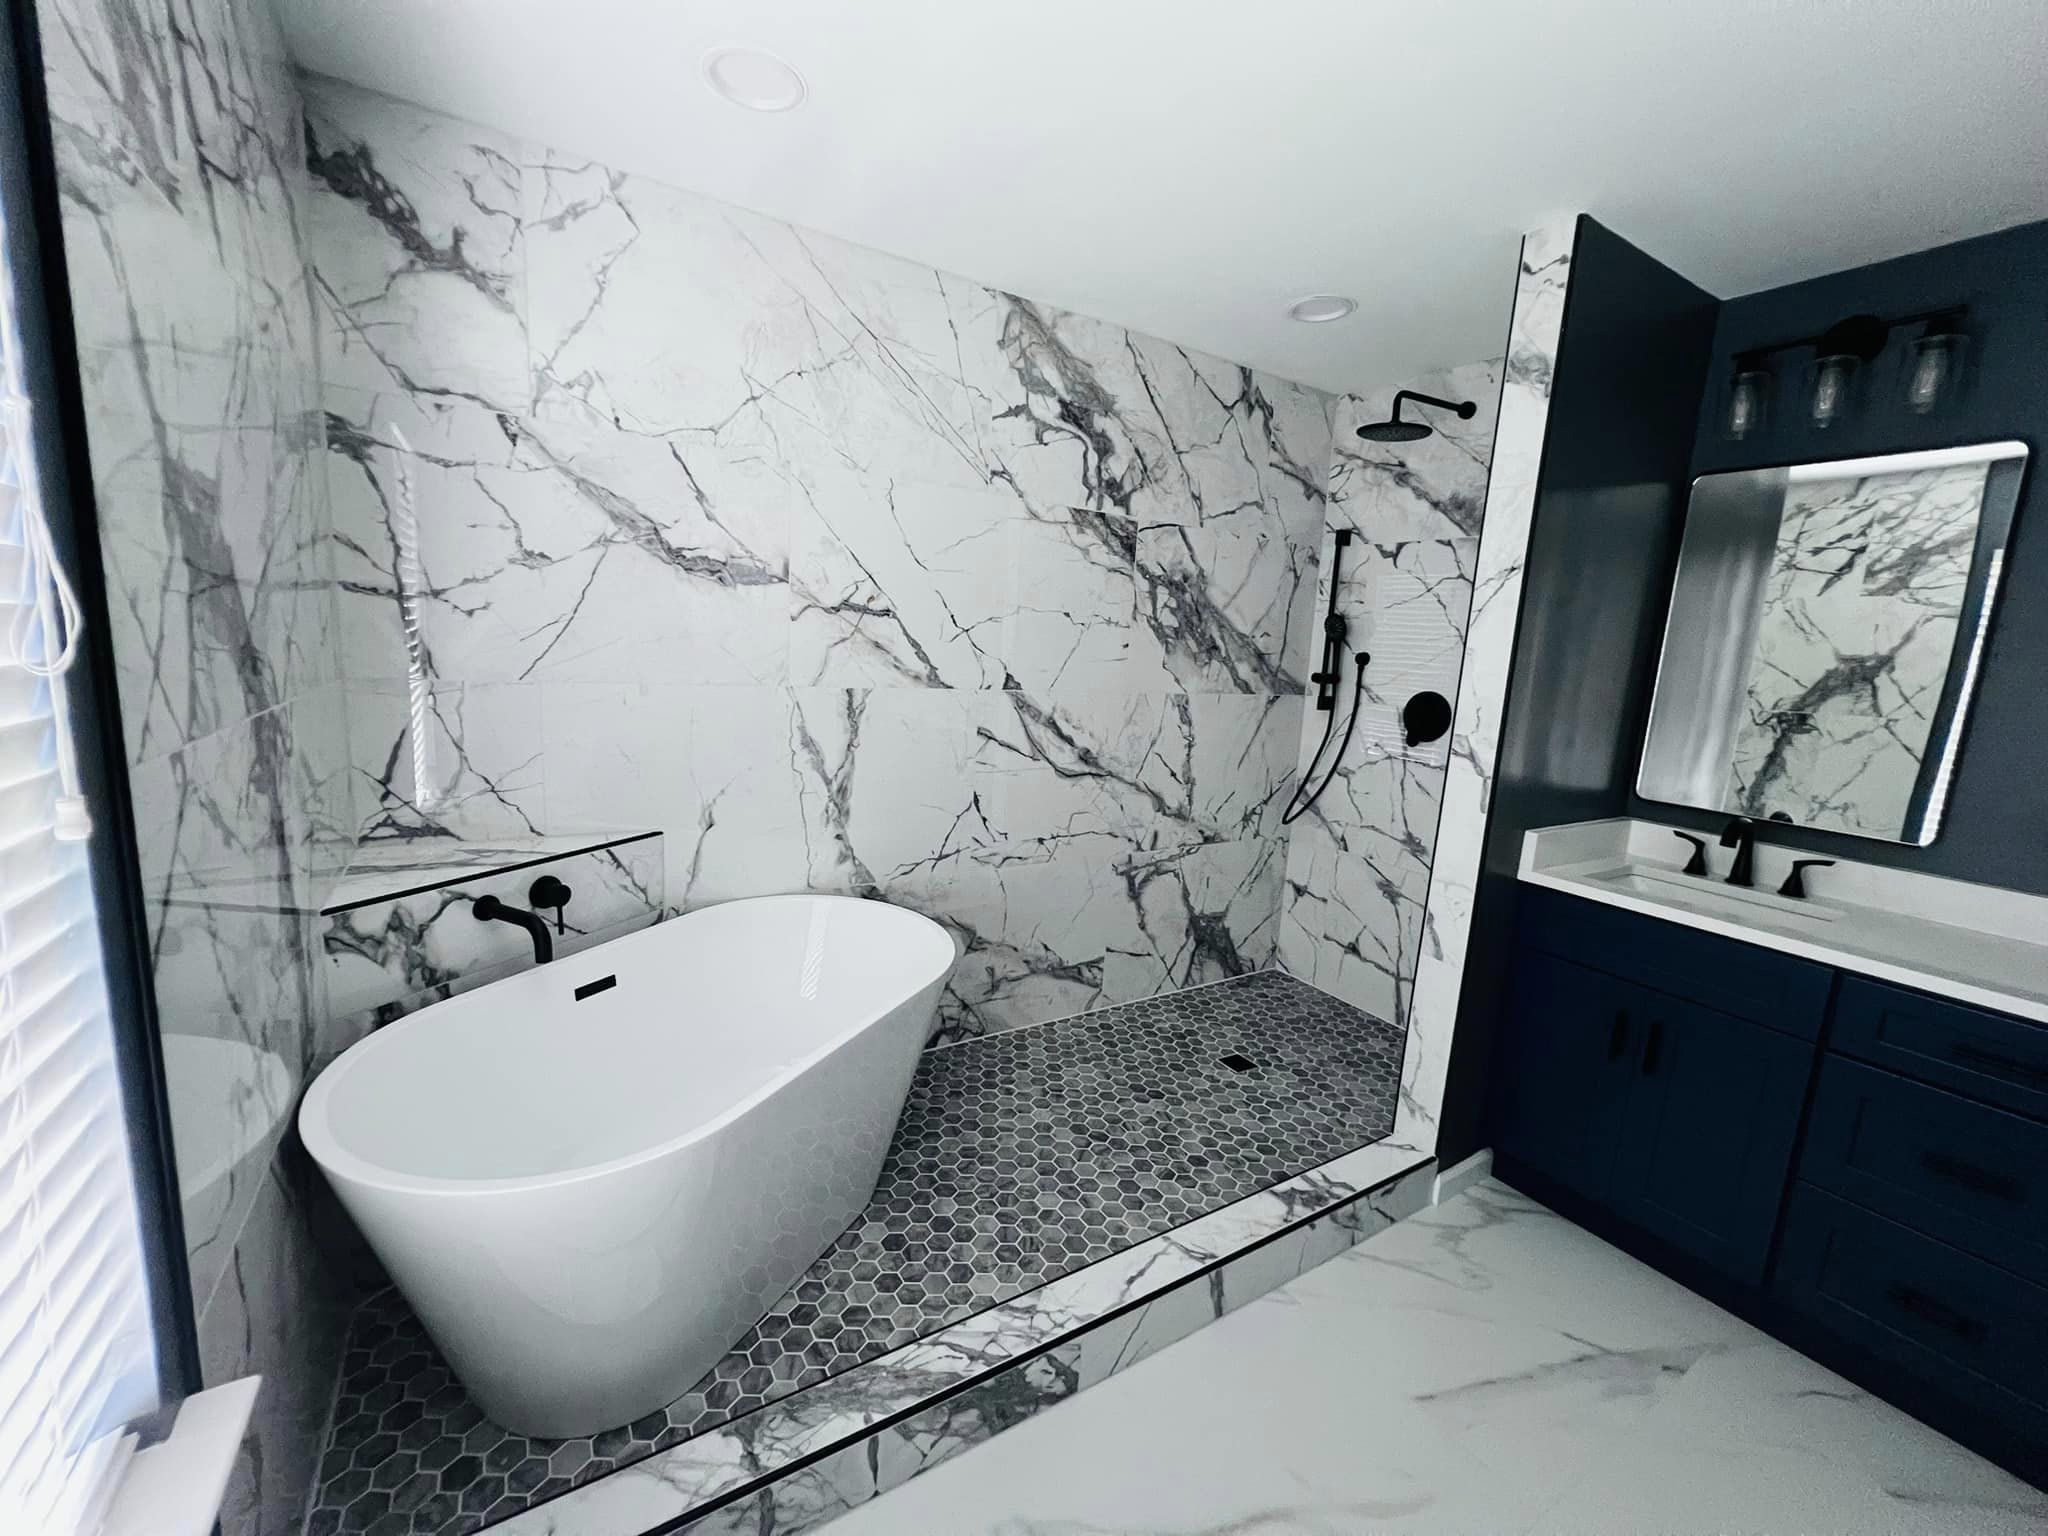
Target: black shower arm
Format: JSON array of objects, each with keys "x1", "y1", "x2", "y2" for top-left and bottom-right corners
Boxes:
[{"x1": 1387, "y1": 390, "x2": 1475, "y2": 425}]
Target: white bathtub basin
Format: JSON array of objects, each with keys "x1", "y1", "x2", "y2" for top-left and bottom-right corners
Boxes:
[{"x1": 299, "y1": 894, "x2": 956, "y2": 1437}]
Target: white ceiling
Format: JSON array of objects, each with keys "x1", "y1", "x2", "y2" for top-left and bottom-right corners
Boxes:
[{"x1": 275, "y1": 0, "x2": 2048, "y2": 395}]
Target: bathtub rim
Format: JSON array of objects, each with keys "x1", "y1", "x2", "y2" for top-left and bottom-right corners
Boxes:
[{"x1": 298, "y1": 893, "x2": 955, "y2": 1200}]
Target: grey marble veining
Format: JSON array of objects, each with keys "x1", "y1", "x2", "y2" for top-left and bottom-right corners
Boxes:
[
  {"x1": 1731, "y1": 460, "x2": 1987, "y2": 836},
  {"x1": 1400, "y1": 222, "x2": 1573, "y2": 1152},
  {"x1": 33, "y1": 2, "x2": 349, "y2": 1533},
  {"x1": 301, "y1": 75, "x2": 1330, "y2": 1043},
  {"x1": 818, "y1": 1178, "x2": 2048, "y2": 1536},
  {"x1": 1277, "y1": 361, "x2": 1501, "y2": 1031}
]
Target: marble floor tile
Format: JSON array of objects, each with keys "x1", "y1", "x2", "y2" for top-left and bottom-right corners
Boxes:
[{"x1": 819, "y1": 1179, "x2": 2047, "y2": 1536}]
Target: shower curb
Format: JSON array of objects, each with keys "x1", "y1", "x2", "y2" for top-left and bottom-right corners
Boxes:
[{"x1": 483, "y1": 1138, "x2": 1436, "y2": 1536}]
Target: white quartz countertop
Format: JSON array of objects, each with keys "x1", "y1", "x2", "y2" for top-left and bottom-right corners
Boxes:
[{"x1": 1519, "y1": 818, "x2": 2048, "y2": 1025}]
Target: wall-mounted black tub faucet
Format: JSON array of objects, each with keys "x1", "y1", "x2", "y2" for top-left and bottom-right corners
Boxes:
[{"x1": 473, "y1": 894, "x2": 554, "y2": 964}]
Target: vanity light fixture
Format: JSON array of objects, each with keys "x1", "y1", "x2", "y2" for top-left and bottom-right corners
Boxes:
[
  {"x1": 703, "y1": 46, "x2": 808, "y2": 112},
  {"x1": 1287, "y1": 294, "x2": 1357, "y2": 323}
]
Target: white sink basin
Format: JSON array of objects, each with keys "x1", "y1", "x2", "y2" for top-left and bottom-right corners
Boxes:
[{"x1": 1597, "y1": 865, "x2": 1838, "y2": 926}]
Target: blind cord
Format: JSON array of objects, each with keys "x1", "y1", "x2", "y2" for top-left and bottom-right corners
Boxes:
[{"x1": 0, "y1": 227, "x2": 89, "y2": 839}]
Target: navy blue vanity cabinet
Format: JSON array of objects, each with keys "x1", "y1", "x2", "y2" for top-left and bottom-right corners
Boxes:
[
  {"x1": 1775, "y1": 976, "x2": 2048, "y2": 1457},
  {"x1": 1492, "y1": 946, "x2": 1638, "y2": 1200},
  {"x1": 1607, "y1": 994, "x2": 1813, "y2": 1284},
  {"x1": 1493, "y1": 887, "x2": 1828, "y2": 1284}
]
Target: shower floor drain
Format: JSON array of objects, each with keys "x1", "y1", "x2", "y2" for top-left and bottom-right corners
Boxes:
[{"x1": 306, "y1": 971, "x2": 1403, "y2": 1536}]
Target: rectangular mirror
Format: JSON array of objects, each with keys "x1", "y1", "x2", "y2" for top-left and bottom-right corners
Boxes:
[{"x1": 1638, "y1": 441, "x2": 2028, "y2": 845}]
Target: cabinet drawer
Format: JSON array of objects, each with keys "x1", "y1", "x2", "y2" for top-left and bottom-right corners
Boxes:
[
  {"x1": 1774, "y1": 1185, "x2": 2048, "y2": 1432},
  {"x1": 1517, "y1": 886, "x2": 1831, "y2": 1039},
  {"x1": 1832, "y1": 976, "x2": 2048, "y2": 1122},
  {"x1": 1801, "y1": 1059, "x2": 2048, "y2": 1283}
]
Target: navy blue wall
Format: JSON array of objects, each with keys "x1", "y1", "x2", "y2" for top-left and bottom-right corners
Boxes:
[
  {"x1": 1440, "y1": 216, "x2": 1718, "y2": 1163},
  {"x1": 1638, "y1": 217, "x2": 2048, "y2": 895}
]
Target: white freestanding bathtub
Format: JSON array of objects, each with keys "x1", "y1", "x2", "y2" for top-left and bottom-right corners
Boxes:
[{"x1": 299, "y1": 894, "x2": 956, "y2": 1437}]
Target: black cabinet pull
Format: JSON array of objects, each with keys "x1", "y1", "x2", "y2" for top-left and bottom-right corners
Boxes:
[
  {"x1": 1919, "y1": 1150, "x2": 2024, "y2": 1203},
  {"x1": 1640, "y1": 1018, "x2": 1664, "y2": 1075},
  {"x1": 1607, "y1": 1010, "x2": 1630, "y2": 1062},
  {"x1": 1886, "y1": 1284, "x2": 1985, "y2": 1342},
  {"x1": 1949, "y1": 1041, "x2": 2048, "y2": 1089}
]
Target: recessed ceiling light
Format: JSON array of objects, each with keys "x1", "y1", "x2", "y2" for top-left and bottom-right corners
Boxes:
[
  {"x1": 1288, "y1": 294, "x2": 1356, "y2": 324},
  {"x1": 703, "y1": 46, "x2": 808, "y2": 112}
]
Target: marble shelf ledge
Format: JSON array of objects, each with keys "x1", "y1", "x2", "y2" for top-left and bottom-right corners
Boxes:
[
  {"x1": 158, "y1": 830, "x2": 661, "y2": 918},
  {"x1": 320, "y1": 830, "x2": 661, "y2": 915},
  {"x1": 486, "y1": 1135, "x2": 1436, "y2": 1536}
]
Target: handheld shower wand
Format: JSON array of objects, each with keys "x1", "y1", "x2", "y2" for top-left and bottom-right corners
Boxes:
[{"x1": 1285, "y1": 530, "x2": 1370, "y2": 826}]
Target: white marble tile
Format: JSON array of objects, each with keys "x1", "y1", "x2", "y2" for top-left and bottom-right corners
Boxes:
[
  {"x1": 303, "y1": 74, "x2": 529, "y2": 402},
  {"x1": 1399, "y1": 223, "x2": 1574, "y2": 1147},
  {"x1": 481, "y1": 1147, "x2": 1435, "y2": 1536},
  {"x1": 302, "y1": 75, "x2": 1331, "y2": 1049},
  {"x1": 789, "y1": 476, "x2": 1137, "y2": 692},
  {"x1": 345, "y1": 679, "x2": 548, "y2": 843},
  {"x1": 1276, "y1": 358, "x2": 1500, "y2": 1042},
  {"x1": 820, "y1": 1179, "x2": 2046, "y2": 1536}
]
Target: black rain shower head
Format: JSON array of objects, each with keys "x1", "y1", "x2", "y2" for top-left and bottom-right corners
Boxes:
[{"x1": 1356, "y1": 389, "x2": 1477, "y2": 443}]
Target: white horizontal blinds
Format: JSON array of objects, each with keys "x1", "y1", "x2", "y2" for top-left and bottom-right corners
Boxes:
[{"x1": 0, "y1": 177, "x2": 157, "y2": 1534}]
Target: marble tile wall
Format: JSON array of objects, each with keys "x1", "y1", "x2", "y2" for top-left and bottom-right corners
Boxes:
[
  {"x1": 1401, "y1": 220, "x2": 1576, "y2": 1150},
  {"x1": 33, "y1": 1, "x2": 351, "y2": 1532},
  {"x1": 1277, "y1": 361, "x2": 1503, "y2": 1034},
  {"x1": 301, "y1": 75, "x2": 1332, "y2": 1041}
]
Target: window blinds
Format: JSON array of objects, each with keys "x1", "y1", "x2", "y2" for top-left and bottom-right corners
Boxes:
[{"x1": 0, "y1": 180, "x2": 158, "y2": 1534}]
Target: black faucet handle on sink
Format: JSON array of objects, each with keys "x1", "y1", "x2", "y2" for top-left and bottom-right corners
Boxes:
[
  {"x1": 1671, "y1": 831, "x2": 1709, "y2": 876},
  {"x1": 1778, "y1": 859, "x2": 1835, "y2": 899}
]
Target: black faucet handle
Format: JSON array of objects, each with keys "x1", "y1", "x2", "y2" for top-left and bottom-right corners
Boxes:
[
  {"x1": 529, "y1": 875, "x2": 573, "y2": 933},
  {"x1": 1778, "y1": 859, "x2": 1835, "y2": 899},
  {"x1": 1671, "y1": 831, "x2": 1708, "y2": 877}
]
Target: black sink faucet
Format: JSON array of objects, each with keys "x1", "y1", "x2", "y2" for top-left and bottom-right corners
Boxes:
[
  {"x1": 1719, "y1": 817, "x2": 1760, "y2": 888},
  {"x1": 473, "y1": 894, "x2": 554, "y2": 964}
]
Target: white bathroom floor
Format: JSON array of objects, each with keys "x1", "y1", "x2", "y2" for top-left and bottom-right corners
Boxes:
[{"x1": 818, "y1": 1178, "x2": 2048, "y2": 1535}]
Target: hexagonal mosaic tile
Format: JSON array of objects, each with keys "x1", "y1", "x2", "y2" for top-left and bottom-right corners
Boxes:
[{"x1": 305, "y1": 971, "x2": 1404, "y2": 1534}]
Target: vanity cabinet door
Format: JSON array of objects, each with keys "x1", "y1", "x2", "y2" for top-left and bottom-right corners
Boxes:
[
  {"x1": 1609, "y1": 998, "x2": 1814, "y2": 1285},
  {"x1": 1493, "y1": 948, "x2": 1638, "y2": 1201}
]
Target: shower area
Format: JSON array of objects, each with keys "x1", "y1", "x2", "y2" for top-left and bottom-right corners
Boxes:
[{"x1": 29, "y1": 1, "x2": 1540, "y2": 1531}]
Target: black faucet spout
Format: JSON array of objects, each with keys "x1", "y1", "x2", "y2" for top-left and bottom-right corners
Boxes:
[
  {"x1": 1719, "y1": 817, "x2": 1759, "y2": 888},
  {"x1": 473, "y1": 894, "x2": 554, "y2": 963}
]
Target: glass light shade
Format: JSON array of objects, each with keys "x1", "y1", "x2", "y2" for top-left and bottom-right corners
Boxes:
[
  {"x1": 1809, "y1": 353, "x2": 1857, "y2": 428},
  {"x1": 1906, "y1": 331, "x2": 1963, "y2": 414},
  {"x1": 1725, "y1": 368, "x2": 1769, "y2": 439}
]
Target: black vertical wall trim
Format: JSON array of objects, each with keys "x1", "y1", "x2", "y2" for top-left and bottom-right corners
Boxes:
[
  {"x1": 1641, "y1": 217, "x2": 2048, "y2": 893},
  {"x1": 2, "y1": 1, "x2": 201, "y2": 1397},
  {"x1": 1443, "y1": 216, "x2": 1720, "y2": 1165}
]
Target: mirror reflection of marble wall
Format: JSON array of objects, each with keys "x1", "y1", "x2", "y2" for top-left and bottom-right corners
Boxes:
[
  {"x1": 1640, "y1": 443, "x2": 2027, "y2": 844},
  {"x1": 1730, "y1": 461, "x2": 1984, "y2": 834}
]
